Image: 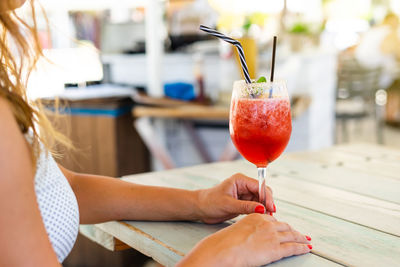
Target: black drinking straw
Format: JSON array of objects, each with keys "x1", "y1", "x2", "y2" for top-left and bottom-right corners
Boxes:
[
  {"x1": 270, "y1": 36, "x2": 277, "y2": 82},
  {"x1": 269, "y1": 36, "x2": 277, "y2": 98}
]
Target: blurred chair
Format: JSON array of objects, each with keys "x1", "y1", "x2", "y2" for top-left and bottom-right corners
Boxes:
[{"x1": 335, "y1": 56, "x2": 384, "y2": 144}]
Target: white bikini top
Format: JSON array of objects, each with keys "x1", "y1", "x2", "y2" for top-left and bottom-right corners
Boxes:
[{"x1": 33, "y1": 145, "x2": 80, "y2": 262}]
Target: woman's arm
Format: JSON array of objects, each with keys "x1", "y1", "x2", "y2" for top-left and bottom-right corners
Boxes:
[
  {"x1": 60, "y1": 167, "x2": 275, "y2": 224},
  {"x1": 59, "y1": 166, "x2": 201, "y2": 224},
  {"x1": 0, "y1": 98, "x2": 60, "y2": 266}
]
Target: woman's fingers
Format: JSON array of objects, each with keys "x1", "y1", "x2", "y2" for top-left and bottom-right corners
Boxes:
[
  {"x1": 263, "y1": 213, "x2": 277, "y2": 222},
  {"x1": 233, "y1": 173, "x2": 259, "y2": 195},
  {"x1": 273, "y1": 221, "x2": 293, "y2": 232},
  {"x1": 238, "y1": 193, "x2": 257, "y2": 201},
  {"x1": 278, "y1": 243, "x2": 311, "y2": 260},
  {"x1": 232, "y1": 173, "x2": 275, "y2": 213},
  {"x1": 265, "y1": 186, "x2": 275, "y2": 212},
  {"x1": 278, "y1": 231, "x2": 310, "y2": 244}
]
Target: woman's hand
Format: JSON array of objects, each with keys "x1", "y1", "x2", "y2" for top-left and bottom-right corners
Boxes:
[
  {"x1": 178, "y1": 214, "x2": 312, "y2": 267},
  {"x1": 195, "y1": 173, "x2": 275, "y2": 224}
]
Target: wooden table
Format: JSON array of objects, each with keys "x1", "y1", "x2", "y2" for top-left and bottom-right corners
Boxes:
[{"x1": 80, "y1": 143, "x2": 400, "y2": 266}]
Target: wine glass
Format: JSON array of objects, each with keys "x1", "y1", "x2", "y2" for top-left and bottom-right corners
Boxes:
[{"x1": 229, "y1": 80, "x2": 292, "y2": 211}]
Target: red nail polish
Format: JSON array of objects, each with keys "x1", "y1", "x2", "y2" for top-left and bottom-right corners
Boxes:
[
  {"x1": 255, "y1": 205, "x2": 265, "y2": 214},
  {"x1": 306, "y1": 236, "x2": 311, "y2": 241},
  {"x1": 273, "y1": 203, "x2": 276, "y2": 213},
  {"x1": 269, "y1": 212, "x2": 273, "y2": 216},
  {"x1": 307, "y1": 244, "x2": 312, "y2": 250}
]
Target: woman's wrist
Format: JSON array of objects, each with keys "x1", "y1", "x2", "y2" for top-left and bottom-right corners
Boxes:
[
  {"x1": 168, "y1": 188, "x2": 204, "y2": 222},
  {"x1": 191, "y1": 188, "x2": 214, "y2": 222},
  {"x1": 190, "y1": 189, "x2": 205, "y2": 221}
]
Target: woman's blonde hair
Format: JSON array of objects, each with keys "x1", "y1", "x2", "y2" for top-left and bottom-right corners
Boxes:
[{"x1": 0, "y1": 0, "x2": 70, "y2": 164}]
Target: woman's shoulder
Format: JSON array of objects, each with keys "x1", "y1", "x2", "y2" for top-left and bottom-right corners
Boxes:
[
  {"x1": 0, "y1": 98, "x2": 60, "y2": 266},
  {"x1": 0, "y1": 96, "x2": 34, "y2": 177}
]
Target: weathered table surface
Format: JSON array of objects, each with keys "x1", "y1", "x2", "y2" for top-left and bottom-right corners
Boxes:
[{"x1": 80, "y1": 143, "x2": 400, "y2": 266}]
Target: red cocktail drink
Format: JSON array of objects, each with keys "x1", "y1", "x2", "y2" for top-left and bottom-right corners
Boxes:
[
  {"x1": 230, "y1": 98, "x2": 291, "y2": 167},
  {"x1": 229, "y1": 80, "x2": 291, "y2": 209}
]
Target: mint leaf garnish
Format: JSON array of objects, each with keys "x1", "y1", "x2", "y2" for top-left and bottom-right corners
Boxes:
[{"x1": 256, "y1": 76, "x2": 267, "y2": 83}]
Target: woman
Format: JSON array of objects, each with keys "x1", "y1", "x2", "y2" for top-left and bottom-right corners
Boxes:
[{"x1": 0, "y1": 0, "x2": 311, "y2": 266}]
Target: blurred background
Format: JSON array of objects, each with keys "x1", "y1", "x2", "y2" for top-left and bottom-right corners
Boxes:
[{"x1": 18, "y1": 0, "x2": 400, "y2": 266}]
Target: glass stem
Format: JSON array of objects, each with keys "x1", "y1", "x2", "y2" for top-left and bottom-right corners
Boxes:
[{"x1": 257, "y1": 167, "x2": 267, "y2": 211}]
